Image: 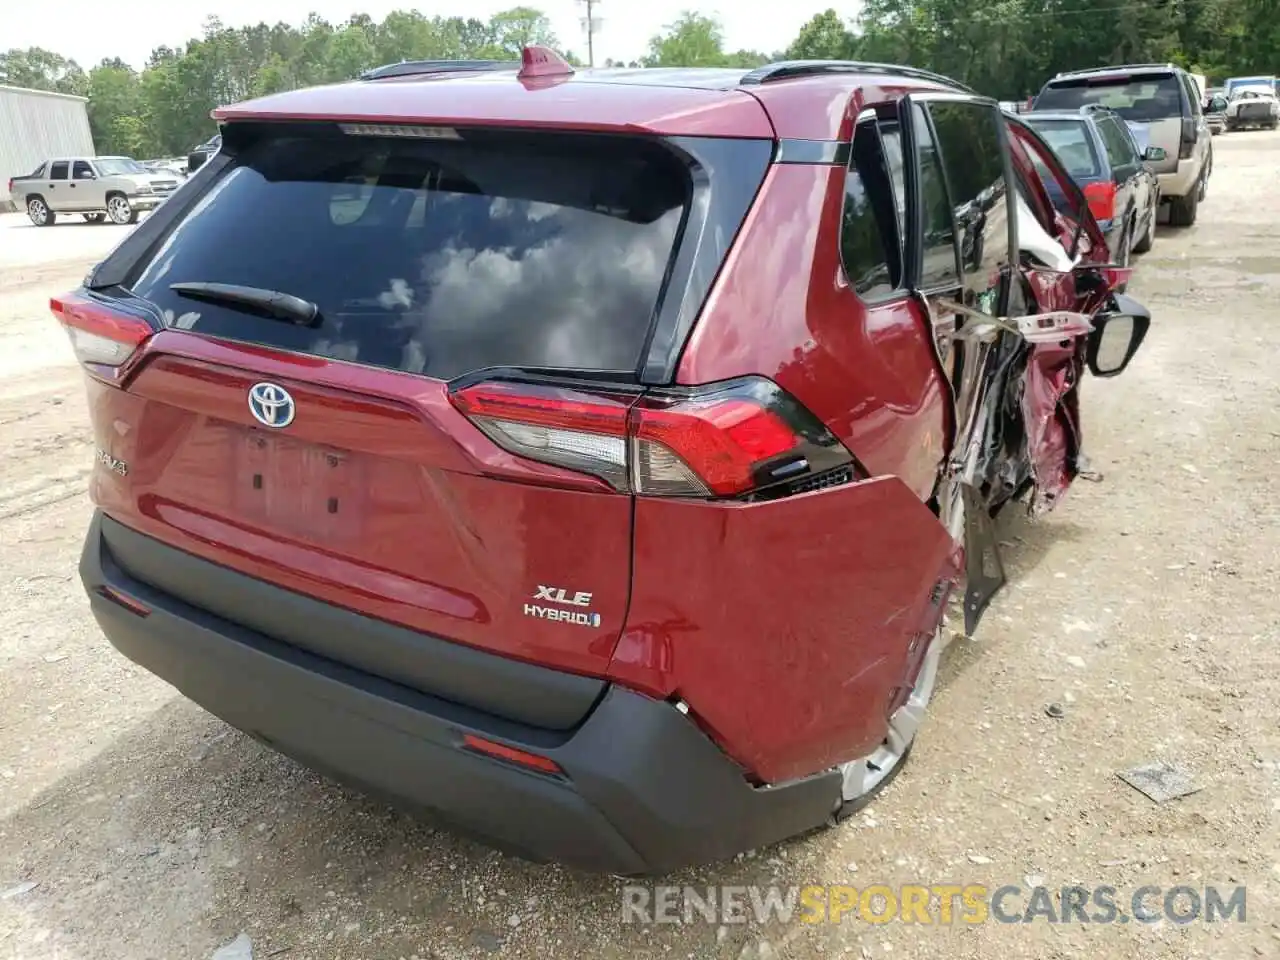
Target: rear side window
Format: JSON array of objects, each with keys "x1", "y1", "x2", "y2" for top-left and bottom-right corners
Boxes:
[
  {"x1": 1095, "y1": 117, "x2": 1138, "y2": 168},
  {"x1": 129, "y1": 129, "x2": 689, "y2": 380},
  {"x1": 1024, "y1": 119, "x2": 1101, "y2": 177},
  {"x1": 840, "y1": 118, "x2": 904, "y2": 298},
  {"x1": 1036, "y1": 74, "x2": 1185, "y2": 122},
  {"x1": 49, "y1": 162, "x2": 68, "y2": 180}
]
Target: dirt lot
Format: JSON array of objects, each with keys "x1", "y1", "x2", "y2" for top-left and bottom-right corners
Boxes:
[{"x1": 2, "y1": 135, "x2": 1279, "y2": 960}]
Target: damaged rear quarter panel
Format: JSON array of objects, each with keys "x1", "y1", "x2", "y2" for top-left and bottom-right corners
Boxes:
[{"x1": 609, "y1": 477, "x2": 957, "y2": 784}]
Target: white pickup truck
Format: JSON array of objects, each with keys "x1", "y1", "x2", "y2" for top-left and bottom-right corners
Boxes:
[{"x1": 6, "y1": 156, "x2": 181, "y2": 227}]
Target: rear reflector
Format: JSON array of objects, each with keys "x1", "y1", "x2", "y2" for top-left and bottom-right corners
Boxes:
[
  {"x1": 451, "y1": 376, "x2": 856, "y2": 499},
  {"x1": 51, "y1": 293, "x2": 155, "y2": 383},
  {"x1": 461, "y1": 734, "x2": 562, "y2": 775},
  {"x1": 96, "y1": 586, "x2": 151, "y2": 617}
]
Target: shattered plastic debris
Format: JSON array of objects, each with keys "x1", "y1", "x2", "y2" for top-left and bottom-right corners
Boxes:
[
  {"x1": 1, "y1": 880, "x2": 39, "y2": 900},
  {"x1": 211, "y1": 933, "x2": 254, "y2": 960},
  {"x1": 1118, "y1": 762, "x2": 1202, "y2": 804}
]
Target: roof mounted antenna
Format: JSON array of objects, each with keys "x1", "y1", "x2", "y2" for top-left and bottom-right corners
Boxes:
[{"x1": 518, "y1": 45, "x2": 576, "y2": 81}]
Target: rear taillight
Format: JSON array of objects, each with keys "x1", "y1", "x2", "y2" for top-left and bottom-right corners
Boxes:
[
  {"x1": 50, "y1": 293, "x2": 155, "y2": 384},
  {"x1": 1082, "y1": 181, "x2": 1117, "y2": 222},
  {"x1": 1179, "y1": 117, "x2": 1196, "y2": 159},
  {"x1": 6, "y1": 178, "x2": 12, "y2": 195},
  {"x1": 451, "y1": 376, "x2": 857, "y2": 500}
]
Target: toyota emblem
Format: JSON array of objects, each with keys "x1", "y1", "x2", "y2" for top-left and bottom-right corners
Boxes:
[{"x1": 248, "y1": 382, "x2": 296, "y2": 428}]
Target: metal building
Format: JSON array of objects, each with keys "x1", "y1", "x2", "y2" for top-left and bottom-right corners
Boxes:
[{"x1": 0, "y1": 84, "x2": 95, "y2": 211}]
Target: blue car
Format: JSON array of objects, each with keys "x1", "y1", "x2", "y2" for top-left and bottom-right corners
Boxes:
[{"x1": 1020, "y1": 106, "x2": 1162, "y2": 265}]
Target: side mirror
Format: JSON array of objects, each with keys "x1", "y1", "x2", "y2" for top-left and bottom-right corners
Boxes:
[
  {"x1": 1143, "y1": 146, "x2": 1167, "y2": 162},
  {"x1": 1087, "y1": 293, "x2": 1151, "y2": 377}
]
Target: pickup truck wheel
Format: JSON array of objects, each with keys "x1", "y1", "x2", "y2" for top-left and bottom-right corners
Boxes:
[
  {"x1": 83, "y1": 212, "x2": 106, "y2": 224},
  {"x1": 834, "y1": 622, "x2": 944, "y2": 819},
  {"x1": 1168, "y1": 184, "x2": 1199, "y2": 227},
  {"x1": 26, "y1": 197, "x2": 55, "y2": 227},
  {"x1": 106, "y1": 194, "x2": 136, "y2": 225}
]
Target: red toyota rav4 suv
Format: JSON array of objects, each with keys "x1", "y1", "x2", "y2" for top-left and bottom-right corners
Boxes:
[{"x1": 63, "y1": 49, "x2": 1149, "y2": 873}]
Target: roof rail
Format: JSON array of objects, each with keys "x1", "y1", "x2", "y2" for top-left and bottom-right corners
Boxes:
[
  {"x1": 740, "y1": 60, "x2": 975, "y2": 94},
  {"x1": 1054, "y1": 63, "x2": 1177, "y2": 79},
  {"x1": 360, "y1": 59, "x2": 517, "y2": 81}
]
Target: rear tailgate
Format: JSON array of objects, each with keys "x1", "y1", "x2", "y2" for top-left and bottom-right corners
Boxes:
[{"x1": 76, "y1": 122, "x2": 743, "y2": 725}]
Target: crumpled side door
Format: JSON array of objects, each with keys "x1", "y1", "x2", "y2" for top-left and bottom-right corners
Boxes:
[{"x1": 1005, "y1": 117, "x2": 1126, "y2": 510}]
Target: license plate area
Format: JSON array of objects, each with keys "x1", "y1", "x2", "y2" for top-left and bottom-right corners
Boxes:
[{"x1": 233, "y1": 429, "x2": 368, "y2": 541}]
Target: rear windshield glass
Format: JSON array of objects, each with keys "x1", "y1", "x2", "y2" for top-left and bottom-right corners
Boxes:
[
  {"x1": 1022, "y1": 119, "x2": 1100, "y2": 177},
  {"x1": 1037, "y1": 75, "x2": 1184, "y2": 122},
  {"x1": 129, "y1": 128, "x2": 689, "y2": 380}
]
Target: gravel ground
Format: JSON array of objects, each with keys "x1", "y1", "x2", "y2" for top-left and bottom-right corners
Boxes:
[{"x1": 1, "y1": 134, "x2": 1278, "y2": 960}]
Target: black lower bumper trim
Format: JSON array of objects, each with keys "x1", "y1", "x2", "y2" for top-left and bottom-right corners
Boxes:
[{"x1": 80, "y1": 511, "x2": 842, "y2": 874}]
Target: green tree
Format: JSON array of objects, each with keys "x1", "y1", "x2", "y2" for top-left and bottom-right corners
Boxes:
[
  {"x1": 643, "y1": 12, "x2": 736, "y2": 67},
  {"x1": 87, "y1": 59, "x2": 144, "y2": 155},
  {"x1": 787, "y1": 10, "x2": 859, "y2": 60},
  {"x1": 0, "y1": 47, "x2": 88, "y2": 95}
]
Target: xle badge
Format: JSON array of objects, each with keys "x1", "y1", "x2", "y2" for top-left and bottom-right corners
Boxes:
[{"x1": 524, "y1": 585, "x2": 602, "y2": 628}]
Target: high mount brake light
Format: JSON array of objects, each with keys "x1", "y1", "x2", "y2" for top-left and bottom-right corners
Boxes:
[
  {"x1": 451, "y1": 377, "x2": 856, "y2": 499},
  {"x1": 50, "y1": 293, "x2": 154, "y2": 384}
]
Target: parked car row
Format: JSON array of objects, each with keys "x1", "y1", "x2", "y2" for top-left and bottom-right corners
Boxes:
[
  {"x1": 1031, "y1": 63, "x2": 1212, "y2": 231},
  {"x1": 54, "y1": 49, "x2": 1153, "y2": 874}
]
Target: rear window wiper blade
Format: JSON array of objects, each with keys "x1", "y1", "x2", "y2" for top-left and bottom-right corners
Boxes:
[{"x1": 169, "y1": 281, "x2": 321, "y2": 327}]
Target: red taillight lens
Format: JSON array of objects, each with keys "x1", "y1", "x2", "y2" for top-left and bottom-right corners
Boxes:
[
  {"x1": 1082, "y1": 181, "x2": 1116, "y2": 222},
  {"x1": 50, "y1": 293, "x2": 155, "y2": 383},
  {"x1": 450, "y1": 381, "x2": 632, "y2": 490},
  {"x1": 451, "y1": 376, "x2": 856, "y2": 499}
]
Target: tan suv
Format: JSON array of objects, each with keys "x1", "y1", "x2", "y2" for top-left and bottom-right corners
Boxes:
[{"x1": 1032, "y1": 64, "x2": 1212, "y2": 226}]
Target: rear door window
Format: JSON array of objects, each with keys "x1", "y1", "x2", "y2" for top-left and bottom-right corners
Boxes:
[
  {"x1": 926, "y1": 99, "x2": 1014, "y2": 294},
  {"x1": 1036, "y1": 74, "x2": 1185, "y2": 122},
  {"x1": 910, "y1": 104, "x2": 961, "y2": 290},
  {"x1": 49, "y1": 162, "x2": 68, "y2": 180},
  {"x1": 128, "y1": 129, "x2": 690, "y2": 381}
]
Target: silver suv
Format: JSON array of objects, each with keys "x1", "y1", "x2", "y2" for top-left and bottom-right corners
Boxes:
[{"x1": 1032, "y1": 64, "x2": 1212, "y2": 226}]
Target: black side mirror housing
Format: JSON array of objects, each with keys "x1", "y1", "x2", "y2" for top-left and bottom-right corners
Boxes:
[{"x1": 1087, "y1": 292, "x2": 1151, "y2": 378}]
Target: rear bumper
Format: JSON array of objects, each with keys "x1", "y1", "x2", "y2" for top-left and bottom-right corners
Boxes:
[
  {"x1": 1157, "y1": 158, "x2": 1202, "y2": 198},
  {"x1": 80, "y1": 511, "x2": 840, "y2": 874}
]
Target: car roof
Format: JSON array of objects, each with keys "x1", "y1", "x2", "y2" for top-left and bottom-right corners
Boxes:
[
  {"x1": 212, "y1": 57, "x2": 963, "y2": 142},
  {"x1": 1050, "y1": 64, "x2": 1180, "y2": 83}
]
